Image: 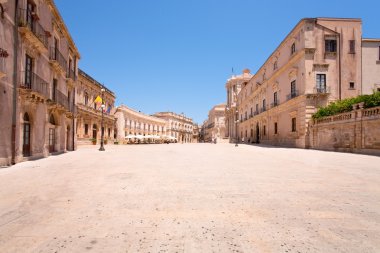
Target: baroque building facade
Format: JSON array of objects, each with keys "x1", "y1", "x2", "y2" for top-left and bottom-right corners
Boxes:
[
  {"x1": 0, "y1": 0, "x2": 79, "y2": 166},
  {"x1": 153, "y1": 112, "x2": 194, "y2": 143},
  {"x1": 114, "y1": 105, "x2": 167, "y2": 143},
  {"x1": 225, "y1": 69, "x2": 253, "y2": 143},
  {"x1": 203, "y1": 103, "x2": 227, "y2": 142},
  {"x1": 235, "y1": 17, "x2": 377, "y2": 148},
  {"x1": 76, "y1": 69, "x2": 116, "y2": 145}
]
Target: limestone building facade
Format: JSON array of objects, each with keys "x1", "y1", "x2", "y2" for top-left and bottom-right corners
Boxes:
[
  {"x1": 153, "y1": 112, "x2": 194, "y2": 143},
  {"x1": 362, "y1": 39, "x2": 380, "y2": 94},
  {"x1": 114, "y1": 105, "x2": 167, "y2": 143},
  {"x1": 76, "y1": 69, "x2": 116, "y2": 145},
  {"x1": 204, "y1": 103, "x2": 227, "y2": 142},
  {"x1": 236, "y1": 17, "x2": 375, "y2": 148},
  {"x1": 0, "y1": 0, "x2": 79, "y2": 166},
  {"x1": 225, "y1": 69, "x2": 253, "y2": 143}
]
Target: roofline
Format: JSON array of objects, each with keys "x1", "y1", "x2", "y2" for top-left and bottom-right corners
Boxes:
[
  {"x1": 116, "y1": 105, "x2": 168, "y2": 123},
  {"x1": 47, "y1": 0, "x2": 80, "y2": 58},
  {"x1": 244, "y1": 17, "x2": 362, "y2": 86},
  {"x1": 362, "y1": 38, "x2": 380, "y2": 42},
  {"x1": 78, "y1": 69, "x2": 115, "y2": 97}
]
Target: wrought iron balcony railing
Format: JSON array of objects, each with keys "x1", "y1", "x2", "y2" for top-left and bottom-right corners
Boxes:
[
  {"x1": 314, "y1": 86, "x2": 331, "y2": 94},
  {"x1": 49, "y1": 47, "x2": 67, "y2": 71},
  {"x1": 18, "y1": 8, "x2": 48, "y2": 48},
  {"x1": 286, "y1": 90, "x2": 299, "y2": 101},
  {"x1": 19, "y1": 71, "x2": 49, "y2": 98},
  {"x1": 67, "y1": 68, "x2": 76, "y2": 80},
  {"x1": 271, "y1": 100, "x2": 280, "y2": 108},
  {"x1": 52, "y1": 89, "x2": 69, "y2": 109}
]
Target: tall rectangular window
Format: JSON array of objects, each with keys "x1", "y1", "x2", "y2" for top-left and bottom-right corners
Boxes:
[
  {"x1": 274, "y1": 122, "x2": 278, "y2": 134},
  {"x1": 349, "y1": 82, "x2": 355, "y2": 89},
  {"x1": 291, "y1": 118, "x2": 297, "y2": 132},
  {"x1": 84, "y1": 124, "x2": 88, "y2": 135},
  {"x1": 52, "y1": 79, "x2": 57, "y2": 100},
  {"x1": 250, "y1": 107, "x2": 253, "y2": 116},
  {"x1": 291, "y1": 43, "x2": 296, "y2": 55},
  {"x1": 291, "y1": 80, "x2": 296, "y2": 97},
  {"x1": 25, "y1": 55, "x2": 33, "y2": 89},
  {"x1": 349, "y1": 40, "x2": 355, "y2": 54},
  {"x1": 274, "y1": 92, "x2": 278, "y2": 105},
  {"x1": 262, "y1": 99, "x2": 266, "y2": 111},
  {"x1": 256, "y1": 104, "x2": 258, "y2": 113},
  {"x1": 325, "y1": 39, "x2": 337, "y2": 53},
  {"x1": 316, "y1": 74, "x2": 326, "y2": 92},
  {"x1": 263, "y1": 125, "x2": 266, "y2": 136}
]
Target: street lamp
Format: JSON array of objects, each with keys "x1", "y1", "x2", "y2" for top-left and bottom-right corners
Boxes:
[{"x1": 99, "y1": 88, "x2": 105, "y2": 151}]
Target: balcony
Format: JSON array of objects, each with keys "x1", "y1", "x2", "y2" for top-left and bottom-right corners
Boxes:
[
  {"x1": 49, "y1": 47, "x2": 67, "y2": 74},
  {"x1": 286, "y1": 90, "x2": 299, "y2": 101},
  {"x1": 66, "y1": 68, "x2": 76, "y2": 86},
  {"x1": 254, "y1": 111, "x2": 259, "y2": 116},
  {"x1": 260, "y1": 107, "x2": 267, "y2": 113},
  {"x1": 51, "y1": 89, "x2": 69, "y2": 109},
  {"x1": 313, "y1": 86, "x2": 331, "y2": 94},
  {"x1": 19, "y1": 71, "x2": 49, "y2": 99},
  {"x1": 18, "y1": 9, "x2": 49, "y2": 53},
  {"x1": 271, "y1": 100, "x2": 280, "y2": 108}
]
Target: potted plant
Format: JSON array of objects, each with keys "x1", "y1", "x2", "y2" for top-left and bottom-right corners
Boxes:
[
  {"x1": 90, "y1": 138, "x2": 96, "y2": 145},
  {"x1": 114, "y1": 141, "x2": 119, "y2": 145},
  {"x1": 104, "y1": 139, "x2": 108, "y2": 145}
]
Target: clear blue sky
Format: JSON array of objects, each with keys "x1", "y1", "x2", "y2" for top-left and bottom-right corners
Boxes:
[{"x1": 56, "y1": 0, "x2": 380, "y2": 124}]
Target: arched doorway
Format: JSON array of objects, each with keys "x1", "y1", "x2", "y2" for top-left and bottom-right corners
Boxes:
[
  {"x1": 23, "y1": 113, "x2": 31, "y2": 157},
  {"x1": 49, "y1": 114, "x2": 56, "y2": 153},
  {"x1": 256, "y1": 123, "x2": 260, "y2": 144},
  {"x1": 92, "y1": 124, "x2": 97, "y2": 139}
]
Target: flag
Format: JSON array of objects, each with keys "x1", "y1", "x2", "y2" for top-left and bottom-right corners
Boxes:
[{"x1": 94, "y1": 95, "x2": 102, "y2": 104}]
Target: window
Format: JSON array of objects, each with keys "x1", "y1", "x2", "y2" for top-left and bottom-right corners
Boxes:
[
  {"x1": 250, "y1": 107, "x2": 253, "y2": 116},
  {"x1": 274, "y1": 61, "x2": 278, "y2": 70},
  {"x1": 84, "y1": 124, "x2": 88, "y2": 135},
  {"x1": 25, "y1": 55, "x2": 33, "y2": 89},
  {"x1": 262, "y1": 99, "x2": 266, "y2": 111},
  {"x1": 291, "y1": 43, "x2": 296, "y2": 55},
  {"x1": 349, "y1": 40, "x2": 355, "y2": 54},
  {"x1": 255, "y1": 104, "x2": 259, "y2": 113},
  {"x1": 349, "y1": 82, "x2": 355, "y2": 89},
  {"x1": 274, "y1": 92, "x2": 278, "y2": 105},
  {"x1": 84, "y1": 92, "x2": 88, "y2": 105},
  {"x1": 377, "y1": 88, "x2": 380, "y2": 92},
  {"x1": 52, "y1": 79, "x2": 57, "y2": 100},
  {"x1": 291, "y1": 118, "x2": 296, "y2": 132},
  {"x1": 291, "y1": 80, "x2": 297, "y2": 97},
  {"x1": 108, "y1": 128, "x2": 111, "y2": 137},
  {"x1": 316, "y1": 74, "x2": 326, "y2": 92},
  {"x1": 274, "y1": 122, "x2": 278, "y2": 134},
  {"x1": 325, "y1": 39, "x2": 337, "y2": 53},
  {"x1": 263, "y1": 125, "x2": 266, "y2": 136},
  {"x1": 245, "y1": 112, "x2": 247, "y2": 120}
]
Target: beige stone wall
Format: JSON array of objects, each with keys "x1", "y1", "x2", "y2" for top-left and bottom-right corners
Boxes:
[
  {"x1": 362, "y1": 40, "x2": 380, "y2": 94},
  {"x1": 115, "y1": 106, "x2": 167, "y2": 143},
  {"x1": 308, "y1": 106, "x2": 380, "y2": 155},
  {"x1": 0, "y1": 0, "x2": 80, "y2": 166},
  {"x1": 153, "y1": 112, "x2": 194, "y2": 143}
]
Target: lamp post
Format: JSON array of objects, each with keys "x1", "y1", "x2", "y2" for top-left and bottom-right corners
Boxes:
[{"x1": 99, "y1": 87, "x2": 105, "y2": 151}]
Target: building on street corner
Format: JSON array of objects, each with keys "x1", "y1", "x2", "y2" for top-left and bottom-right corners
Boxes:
[
  {"x1": 153, "y1": 112, "x2": 194, "y2": 143},
  {"x1": 203, "y1": 103, "x2": 227, "y2": 143},
  {"x1": 0, "y1": 0, "x2": 79, "y2": 166},
  {"x1": 76, "y1": 69, "x2": 116, "y2": 145},
  {"x1": 234, "y1": 17, "x2": 379, "y2": 148}
]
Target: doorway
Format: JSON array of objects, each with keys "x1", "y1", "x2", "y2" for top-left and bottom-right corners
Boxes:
[
  {"x1": 23, "y1": 113, "x2": 31, "y2": 157},
  {"x1": 49, "y1": 114, "x2": 56, "y2": 153},
  {"x1": 92, "y1": 124, "x2": 97, "y2": 139},
  {"x1": 256, "y1": 123, "x2": 260, "y2": 144}
]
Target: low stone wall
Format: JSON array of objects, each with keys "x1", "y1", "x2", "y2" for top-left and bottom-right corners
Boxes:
[{"x1": 308, "y1": 105, "x2": 380, "y2": 155}]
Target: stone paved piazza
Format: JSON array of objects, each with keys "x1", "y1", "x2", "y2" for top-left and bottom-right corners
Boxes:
[{"x1": 0, "y1": 144, "x2": 379, "y2": 253}]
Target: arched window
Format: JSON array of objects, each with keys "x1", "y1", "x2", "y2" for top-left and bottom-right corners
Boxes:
[
  {"x1": 23, "y1": 112, "x2": 30, "y2": 122},
  {"x1": 49, "y1": 114, "x2": 56, "y2": 125}
]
